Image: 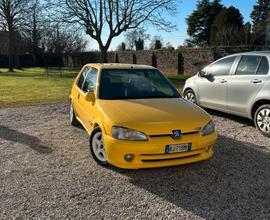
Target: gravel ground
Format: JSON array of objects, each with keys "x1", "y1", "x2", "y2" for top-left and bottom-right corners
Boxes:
[{"x1": 0, "y1": 103, "x2": 269, "y2": 220}]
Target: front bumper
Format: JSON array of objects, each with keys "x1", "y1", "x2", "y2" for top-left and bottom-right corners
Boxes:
[{"x1": 104, "y1": 131, "x2": 218, "y2": 169}]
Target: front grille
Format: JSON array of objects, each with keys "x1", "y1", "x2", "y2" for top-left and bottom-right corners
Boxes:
[{"x1": 149, "y1": 131, "x2": 199, "y2": 138}]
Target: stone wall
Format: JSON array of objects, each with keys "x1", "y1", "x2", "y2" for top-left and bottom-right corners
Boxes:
[
  {"x1": 154, "y1": 50, "x2": 180, "y2": 75},
  {"x1": 181, "y1": 49, "x2": 215, "y2": 75},
  {"x1": 66, "y1": 49, "x2": 216, "y2": 75},
  {"x1": 64, "y1": 46, "x2": 270, "y2": 75}
]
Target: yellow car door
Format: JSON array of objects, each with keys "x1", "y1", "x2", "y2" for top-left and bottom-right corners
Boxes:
[
  {"x1": 78, "y1": 67, "x2": 99, "y2": 132},
  {"x1": 72, "y1": 67, "x2": 90, "y2": 121}
]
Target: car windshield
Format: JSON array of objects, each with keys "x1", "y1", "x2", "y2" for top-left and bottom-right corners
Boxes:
[{"x1": 99, "y1": 69, "x2": 181, "y2": 100}]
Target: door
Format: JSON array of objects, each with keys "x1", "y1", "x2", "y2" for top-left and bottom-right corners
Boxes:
[
  {"x1": 79, "y1": 67, "x2": 99, "y2": 131},
  {"x1": 228, "y1": 55, "x2": 269, "y2": 114},
  {"x1": 198, "y1": 56, "x2": 237, "y2": 110},
  {"x1": 73, "y1": 67, "x2": 90, "y2": 119}
]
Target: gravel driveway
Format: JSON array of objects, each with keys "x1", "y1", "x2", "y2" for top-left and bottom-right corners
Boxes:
[{"x1": 0, "y1": 103, "x2": 269, "y2": 219}]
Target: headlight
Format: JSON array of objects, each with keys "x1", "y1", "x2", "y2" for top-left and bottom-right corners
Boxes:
[
  {"x1": 112, "y1": 126, "x2": 148, "y2": 141},
  {"x1": 202, "y1": 121, "x2": 215, "y2": 136}
]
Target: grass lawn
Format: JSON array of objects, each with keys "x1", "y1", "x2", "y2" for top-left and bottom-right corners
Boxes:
[
  {"x1": 0, "y1": 68, "x2": 78, "y2": 108},
  {"x1": 0, "y1": 68, "x2": 190, "y2": 108}
]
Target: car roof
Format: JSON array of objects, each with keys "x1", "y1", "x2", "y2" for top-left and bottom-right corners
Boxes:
[
  {"x1": 85, "y1": 63, "x2": 156, "y2": 70},
  {"x1": 226, "y1": 51, "x2": 270, "y2": 57}
]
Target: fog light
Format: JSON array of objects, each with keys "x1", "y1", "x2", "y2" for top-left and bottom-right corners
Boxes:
[
  {"x1": 205, "y1": 147, "x2": 210, "y2": 152},
  {"x1": 124, "y1": 154, "x2": 134, "y2": 162}
]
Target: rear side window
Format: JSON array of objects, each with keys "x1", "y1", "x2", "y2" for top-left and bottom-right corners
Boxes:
[
  {"x1": 82, "y1": 68, "x2": 98, "y2": 92},
  {"x1": 208, "y1": 56, "x2": 236, "y2": 76},
  {"x1": 77, "y1": 67, "x2": 89, "y2": 89},
  {"x1": 257, "y1": 57, "x2": 269, "y2": 75},
  {"x1": 236, "y1": 56, "x2": 262, "y2": 75}
]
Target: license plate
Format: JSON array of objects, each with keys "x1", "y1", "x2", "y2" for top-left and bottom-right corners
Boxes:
[{"x1": 165, "y1": 143, "x2": 192, "y2": 154}]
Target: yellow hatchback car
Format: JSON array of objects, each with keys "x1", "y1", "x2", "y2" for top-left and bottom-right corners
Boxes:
[{"x1": 69, "y1": 64, "x2": 217, "y2": 169}]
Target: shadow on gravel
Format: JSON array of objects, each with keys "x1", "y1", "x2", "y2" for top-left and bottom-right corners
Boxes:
[
  {"x1": 0, "y1": 126, "x2": 53, "y2": 154},
  {"x1": 205, "y1": 108, "x2": 254, "y2": 127},
  {"x1": 116, "y1": 135, "x2": 270, "y2": 219}
]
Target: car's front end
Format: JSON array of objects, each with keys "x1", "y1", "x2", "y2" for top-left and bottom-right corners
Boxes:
[
  {"x1": 98, "y1": 97, "x2": 217, "y2": 169},
  {"x1": 104, "y1": 125, "x2": 217, "y2": 169}
]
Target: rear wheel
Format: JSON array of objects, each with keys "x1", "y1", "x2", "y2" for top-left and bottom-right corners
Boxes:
[
  {"x1": 69, "y1": 102, "x2": 80, "y2": 126},
  {"x1": 89, "y1": 127, "x2": 108, "y2": 166},
  {"x1": 184, "y1": 89, "x2": 197, "y2": 105},
  {"x1": 254, "y1": 104, "x2": 270, "y2": 137}
]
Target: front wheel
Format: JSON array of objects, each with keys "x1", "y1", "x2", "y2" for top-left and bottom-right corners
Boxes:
[
  {"x1": 89, "y1": 127, "x2": 108, "y2": 166},
  {"x1": 254, "y1": 104, "x2": 270, "y2": 137},
  {"x1": 184, "y1": 89, "x2": 197, "y2": 105}
]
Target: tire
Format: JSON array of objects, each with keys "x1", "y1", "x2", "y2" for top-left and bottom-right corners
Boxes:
[
  {"x1": 184, "y1": 89, "x2": 197, "y2": 105},
  {"x1": 254, "y1": 104, "x2": 270, "y2": 137},
  {"x1": 69, "y1": 102, "x2": 80, "y2": 126},
  {"x1": 89, "y1": 127, "x2": 108, "y2": 166}
]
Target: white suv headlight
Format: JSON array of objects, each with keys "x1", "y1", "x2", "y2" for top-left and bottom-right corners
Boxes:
[
  {"x1": 202, "y1": 121, "x2": 215, "y2": 136},
  {"x1": 112, "y1": 126, "x2": 148, "y2": 141}
]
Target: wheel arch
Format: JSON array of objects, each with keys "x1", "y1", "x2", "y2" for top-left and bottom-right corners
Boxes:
[
  {"x1": 251, "y1": 99, "x2": 270, "y2": 119},
  {"x1": 183, "y1": 87, "x2": 194, "y2": 94},
  {"x1": 92, "y1": 120, "x2": 108, "y2": 135}
]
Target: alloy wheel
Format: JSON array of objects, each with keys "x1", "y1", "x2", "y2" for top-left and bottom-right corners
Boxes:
[
  {"x1": 184, "y1": 91, "x2": 196, "y2": 104},
  {"x1": 92, "y1": 131, "x2": 107, "y2": 162},
  {"x1": 256, "y1": 108, "x2": 270, "y2": 134}
]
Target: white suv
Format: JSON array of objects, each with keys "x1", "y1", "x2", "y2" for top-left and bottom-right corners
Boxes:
[{"x1": 183, "y1": 51, "x2": 270, "y2": 137}]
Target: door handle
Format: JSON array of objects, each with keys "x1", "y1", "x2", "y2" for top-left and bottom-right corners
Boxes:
[
  {"x1": 251, "y1": 79, "x2": 262, "y2": 84},
  {"x1": 219, "y1": 79, "x2": 227, "y2": 83},
  {"x1": 78, "y1": 93, "x2": 80, "y2": 99}
]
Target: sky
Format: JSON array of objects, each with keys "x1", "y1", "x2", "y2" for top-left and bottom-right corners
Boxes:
[{"x1": 86, "y1": 0, "x2": 258, "y2": 51}]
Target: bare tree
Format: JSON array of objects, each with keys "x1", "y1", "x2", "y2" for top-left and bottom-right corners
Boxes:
[
  {"x1": 24, "y1": 0, "x2": 46, "y2": 66},
  {"x1": 0, "y1": 0, "x2": 31, "y2": 71},
  {"x1": 125, "y1": 27, "x2": 149, "y2": 50},
  {"x1": 50, "y1": 0, "x2": 176, "y2": 62},
  {"x1": 41, "y1": 23, "x2": 87, "y2": 71}
]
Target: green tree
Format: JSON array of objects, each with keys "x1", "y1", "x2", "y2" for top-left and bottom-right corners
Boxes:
[
  {"x1": 244, "y1": 22, "x2": 252, "y2": 45},
  {"x1": 251, "y1": 0, "x2": 270, "y2": 45},
  {"x1": 186, "y1": 0, "x2": 223, "y2": 46},
  {"x1": 211, "y1": 6, "x2": 245, "y2": 46}
]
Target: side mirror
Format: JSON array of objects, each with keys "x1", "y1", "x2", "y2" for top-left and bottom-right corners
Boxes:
[
  {"x1": 198, "y1": 70, "x2": 206, "y2": 77},
  {"x1": 85, "y1": 91, "x2": 96, "y2": 103}
]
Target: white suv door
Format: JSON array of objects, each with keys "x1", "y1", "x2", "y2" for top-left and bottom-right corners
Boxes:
[
  {"x1": 198, "y1": 56, "x2": 237, "y2": 110},
  {"x1": 227, "y1": 55, "x2": 269, "y2": 115}
]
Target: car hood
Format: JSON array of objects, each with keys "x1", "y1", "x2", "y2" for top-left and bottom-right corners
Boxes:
[{"x1": 97, "y1": 98, "x2": 211, "y2": 135}]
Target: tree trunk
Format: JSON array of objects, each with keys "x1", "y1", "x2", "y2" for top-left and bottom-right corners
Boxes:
[
  {"x1": 100, "y1": 48, "x2": 108, "y2": 63},
  {"x1": 8, "y1": 31, "x2": 14, "y2": 72}
]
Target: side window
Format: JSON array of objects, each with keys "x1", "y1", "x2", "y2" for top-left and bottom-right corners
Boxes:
[
  {"x1": 208, "y1": 56, "x2": 236, "y2": 76},
  {"x1": 82, "y1": 67, "x2": 98, "y2": 92},
  {"x1": 257, "y1": 57, "x2": 269, "y2": 75},
  {"x1": 235, "y1": 56, "x2": 261, "y2": 75},
  {"x1": 77, "y1": 67, "x2": 89, "y2": 89}
]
